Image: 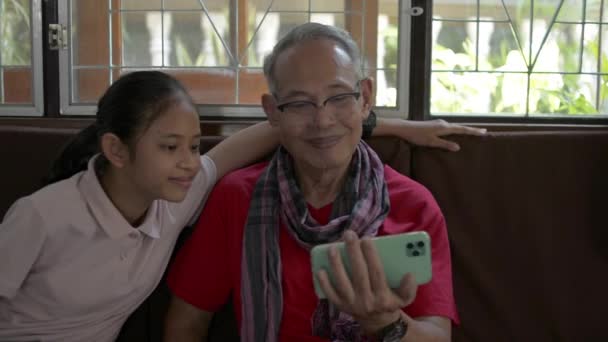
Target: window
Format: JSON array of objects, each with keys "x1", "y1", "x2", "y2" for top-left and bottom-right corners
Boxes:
[
  {"x1": 431, "y1": 0, "x2": 608, "y2": 118},
  {"x1": 59, "y1": 0, "x2": 408, "y2": 117},
  {"x1": 3, "y1": 0, "x2": 606, "y2": 122},
  {"x1": 0, "y1": 0, "x2": 43, "y2": 116}
]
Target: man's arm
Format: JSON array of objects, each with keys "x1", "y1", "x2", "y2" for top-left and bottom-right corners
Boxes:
[
  {"x1": 316, "y1": 231, "x2": 455, "y2": 342},
  {"x1": 400, "y1": 315, "x2": 451, "y2": 342},
  {"x1": 165, "y1": 295, "x2": 213, "y2": 342}
]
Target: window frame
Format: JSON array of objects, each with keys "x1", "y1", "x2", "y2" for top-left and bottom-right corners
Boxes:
[
  {"x1": 54, "y1": 0, "x2": 413, "y2": 119},
  {"x1": 0, "y1": 0, "x2": 44, "y2": 116},
  {"x1": 1, "y1": 0, "x2": 606, "y2": 126},
  {"x1": 422, "y1": 0, "x2": 608, "y2": 125}
]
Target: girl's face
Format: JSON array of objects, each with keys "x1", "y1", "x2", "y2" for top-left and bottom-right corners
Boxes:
[{"x1": 124, "y1": 99, "x2": 202, "y2": 203}]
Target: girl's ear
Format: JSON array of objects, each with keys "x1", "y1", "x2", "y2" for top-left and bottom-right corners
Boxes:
[{"x1": 100, "y1": 133, "x2": 130, "y2": 168}]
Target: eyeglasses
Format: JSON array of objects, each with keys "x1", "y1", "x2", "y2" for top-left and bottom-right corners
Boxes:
[{"x1": 275, "y1": 83, "x2": 362, "y2": 119}]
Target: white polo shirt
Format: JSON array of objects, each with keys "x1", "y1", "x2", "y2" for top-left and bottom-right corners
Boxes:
[{"x1": 0, "y1": 154, "x2": 216, "y2": 342}]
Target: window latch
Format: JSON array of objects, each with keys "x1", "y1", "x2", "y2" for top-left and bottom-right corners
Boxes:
[
  {"x1": 48, "y1": 24, "x2": 68, "y2": 50},
  {"x1": 405, "y1": 6, "x2": 424, "y2": 16}
]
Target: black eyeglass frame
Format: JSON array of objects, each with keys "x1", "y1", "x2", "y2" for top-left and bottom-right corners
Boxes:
[{"x1": 274, "y1": 81, "x2": 363, "y2": 113}]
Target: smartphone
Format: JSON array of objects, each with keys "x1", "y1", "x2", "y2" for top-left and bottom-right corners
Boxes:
[{"x1": 310, "y1": 231, "x2": 432, "y2": 299}]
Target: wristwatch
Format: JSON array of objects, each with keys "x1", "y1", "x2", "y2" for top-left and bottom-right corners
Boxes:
[{"x1": 377, "y1": 315, "x2": 408, "y2": 342}]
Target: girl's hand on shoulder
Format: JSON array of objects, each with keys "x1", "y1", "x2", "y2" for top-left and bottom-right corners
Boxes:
[{"x1": 379, "y1": 118, "x2": 487, "y2": 152}]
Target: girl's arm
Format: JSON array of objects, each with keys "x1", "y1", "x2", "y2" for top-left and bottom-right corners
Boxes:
[
  {"x1": 205, "y1": 117, "x2": 487, "y2": 180},
  {"x1": 0, "y1": 198, "x2": 46, "y2": 299},
  {"x1": 205, "y1": 121, "x2": 279, "y2": 179},
  {"x1": 374, "y1": 118, "x2": 487, "y2": 152}
]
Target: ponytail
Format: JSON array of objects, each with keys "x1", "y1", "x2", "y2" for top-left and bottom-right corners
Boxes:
[
  {"x1": 45, "y1": 123, "x2": 102, "y2": 185},
  {"x1": 45, "y1": 71, "x2": 193, "y2": 185}
]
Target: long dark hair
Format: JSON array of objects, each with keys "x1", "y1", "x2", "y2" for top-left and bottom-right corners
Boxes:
[{"x1": 46, "y1": 71, "x2": 194, "y2": 185}]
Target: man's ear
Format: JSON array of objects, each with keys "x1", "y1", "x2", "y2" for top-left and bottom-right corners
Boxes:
[
  {"x1": 262, "y1": 93, "x2": 280, "y2": 127},
  {"x1": 100, "y1": 133, "x2": 130, "y2": 168},
  {"x1": 360, "y1": 77, "x2": 375, "y2": 119}
]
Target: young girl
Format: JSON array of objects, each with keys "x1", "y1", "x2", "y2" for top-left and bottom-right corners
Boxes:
[
  {"x1": 0, "y1": 71, "x2": 283, "y2": 341},
  {"x1": 0, "y1": 71, "x2": 484, "y2": 342}
]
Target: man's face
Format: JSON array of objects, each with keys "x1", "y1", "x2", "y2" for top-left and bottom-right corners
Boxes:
[{"x1": 263, "y1": 39, "x2": 373, "y2": 172}]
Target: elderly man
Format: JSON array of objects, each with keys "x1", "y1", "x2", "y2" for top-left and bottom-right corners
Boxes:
[{"x1": 165, "y1": 23, "x2": 458, "y2": 341}]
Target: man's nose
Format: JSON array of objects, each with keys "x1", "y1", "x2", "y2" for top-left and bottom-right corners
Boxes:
[{"x1": 311, "y1": 104, "x2": 336, "y2": 128}]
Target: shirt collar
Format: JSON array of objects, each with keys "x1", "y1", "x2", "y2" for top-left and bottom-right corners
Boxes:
[{"x1": 78, "y1": 154, "x2": 162, "y2": 239}]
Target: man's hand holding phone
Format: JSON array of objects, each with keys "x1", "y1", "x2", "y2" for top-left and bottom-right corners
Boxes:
[{"x1": 312, "y1": 230, "x2": 432, "y2": 336}]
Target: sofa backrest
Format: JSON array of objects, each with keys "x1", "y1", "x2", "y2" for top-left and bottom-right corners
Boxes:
[
  {"x1": 0, "y1": 128, "x2": 411, "y2": 217},
  {"x1": 1, "y1": 125, "x2": 607, "y2": 341},
  {"x1": 414, "y1": 132, "x2": 608, "y2": 341},
  {"x1": 0, "y1": 126, "x2": 77, "y2": 218}
]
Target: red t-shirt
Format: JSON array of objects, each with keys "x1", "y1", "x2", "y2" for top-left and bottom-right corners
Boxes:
[{"x1": 168, "y1": 162, "x2": 458, "y2": 341}]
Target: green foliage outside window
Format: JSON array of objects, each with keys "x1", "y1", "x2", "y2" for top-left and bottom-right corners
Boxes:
[
  {"x1": 0, "y1": 0, "x2": 31, "y2": 66},
  {"x1": 429, "y1": 0, "x2": 608, "y2": 116},
  {"x1": 430, "y1": 32, "x2": 607, "y2": 115}
]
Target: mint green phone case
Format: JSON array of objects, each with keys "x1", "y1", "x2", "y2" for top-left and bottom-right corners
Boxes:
[{"x1": 310, "y1": 231, "x2": 432, "y2": 299}]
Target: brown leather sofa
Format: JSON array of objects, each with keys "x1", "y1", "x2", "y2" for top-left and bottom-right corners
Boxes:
[{"x1": 1, "y1": 125, "x2": 607, "y2": 341}]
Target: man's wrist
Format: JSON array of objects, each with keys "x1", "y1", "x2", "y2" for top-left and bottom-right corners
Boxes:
[{"x1": 359, "y1": 311, "x2": 402, "y2": 337}]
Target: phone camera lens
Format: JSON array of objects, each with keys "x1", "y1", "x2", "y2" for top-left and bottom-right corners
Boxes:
[
  {"x1": 413, "y1": 250, "x2": 420, "y2": 257},
  {"x1": 406, "y1": 243, "x2": 414, "y2": 249},
  {"x1": 417, "y1": 241, "x2": 425, "y2": 248}
]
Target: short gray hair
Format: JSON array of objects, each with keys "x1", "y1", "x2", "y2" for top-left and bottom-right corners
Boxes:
[{"x1": 262, "y1": 22, "x2": 366, "y2": 94}]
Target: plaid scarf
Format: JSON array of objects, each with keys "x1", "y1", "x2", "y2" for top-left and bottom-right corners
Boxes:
[{"x1": 240, "y1": 141, "x2": 390, "y2": 342}]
